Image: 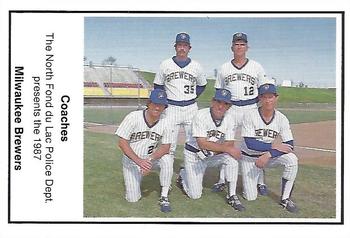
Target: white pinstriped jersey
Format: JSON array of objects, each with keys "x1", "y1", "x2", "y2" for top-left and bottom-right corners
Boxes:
[
  {"x1": 215, "y1": 59, "x2": 269, "y2": 101},
  {"x1": 241, "y1": 108, "x2": 294, "y2": 157},
  {"x1": 187, "y1": 108, "x2": 238, "y2": 149},
  {"x1": 115, "y1": 110, "x2": 175, "y2": 159},
  {"x1": 154, "y1": 58, "x2": 207, "y2": 101}
]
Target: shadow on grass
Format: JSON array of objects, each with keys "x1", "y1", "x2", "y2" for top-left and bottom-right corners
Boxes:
[{"x1": 141, "y1": 172, "x2": 161, "y2": 198}]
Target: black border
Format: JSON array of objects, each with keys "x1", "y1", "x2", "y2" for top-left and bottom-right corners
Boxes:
[
  {"x1": 8, "y1": 10, "x2": 12, "y2": 224},
  {"x1": 8, "y1": 10, "x2": 345, "y2": 224}
]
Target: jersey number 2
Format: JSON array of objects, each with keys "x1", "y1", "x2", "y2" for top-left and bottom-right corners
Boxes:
[
  {"x1": 244, "y1": 86, "x2": 254, "y2": 96},
  {"x1": 147, "y1": 145, "x2": 155, "y2": 155},
  {"x1": 184, "y1": 85, "x2": 195, "y2": 94}
]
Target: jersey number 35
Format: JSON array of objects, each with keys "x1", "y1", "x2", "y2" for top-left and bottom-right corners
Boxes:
[{"x1": 184, "y1": 85, "x2": 195, "y2": 94}]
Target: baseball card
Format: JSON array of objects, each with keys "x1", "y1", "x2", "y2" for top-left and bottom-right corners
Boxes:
[{"x1": 2, "y1": 1, "x2": 349, "y2": 237}]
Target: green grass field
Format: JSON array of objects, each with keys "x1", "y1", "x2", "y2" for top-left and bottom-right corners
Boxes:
[
  {"x1": 277, "y1": 87, "x2": 336, "y2": 103},
  {"x1": 198, "y1": 83, "x2": 336, "y2": 104},
  {"x1": 140, "y1": 71, "x2": 156, "y2": 85},
  {"x1": 84, "y1": 107, "x2": 335, "y2": 125},
  {"x1": 84, "y1": 131, "x2": 336, "y2": 219},
  {"x1": 84, "y1": 79, "x2": 336, "y2": 125},
  {"x1": 84, "y1": 78, "x2": 337, "y2": 220},
  {"x1": 140, "y1": 71, "x2": 336, "y2": 104},
  {"x1": 84, "y1": 108, "x2": 135, "y2": 125}
]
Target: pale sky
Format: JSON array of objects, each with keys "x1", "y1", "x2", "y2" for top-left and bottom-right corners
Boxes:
[{"x1": 85, "y1": 15, "x2": 337, "y2": 87}]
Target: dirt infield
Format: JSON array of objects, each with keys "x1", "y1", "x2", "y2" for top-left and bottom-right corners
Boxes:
[
  {"x1": 85, "y1": 120, "x2": 336, "y2": 167},
  {"x1": 291, "y1": 121, "x2": 336, "y2": 166}
]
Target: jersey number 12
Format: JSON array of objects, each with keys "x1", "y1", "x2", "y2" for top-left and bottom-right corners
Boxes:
[{"x1": 244, "y1": 86, "x2": 254, "y2": 96}]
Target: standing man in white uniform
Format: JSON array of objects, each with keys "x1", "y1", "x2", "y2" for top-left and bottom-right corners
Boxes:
[
  {"x1": 213, "y1": 32, "x2": 270, "y2": 195},
  {"x1": 240, "y1": 83, "x2": 299, "y2": 213},
  {"x1": 116, "y1": 89, "x2": 175, "y2": 213},
  {"x1": 153, "y1": 32, "x2": 207, "y2": 161},
  {"x1": 176, "y1": 89, "x2": 245, "y2": 212}
]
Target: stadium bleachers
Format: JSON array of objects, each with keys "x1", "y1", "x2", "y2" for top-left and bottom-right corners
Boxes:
[{"x1": 84, "y1": 65, "x2": 150, "y2": 97}]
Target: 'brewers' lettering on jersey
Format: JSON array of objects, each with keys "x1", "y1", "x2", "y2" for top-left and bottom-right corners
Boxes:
[
  {"x1": 206, "y1": 130, "x2": 225, "y2": 141},
  {"x1": 165, "y1": 71, "x2": 197, "y2": 84},
  {"x1": 215, "y1": 59, "x2": 269, "y2": 101},
  {"x1": 154, "y1": 58, "x2": 207, "y2": 101},
  {"x1": 241, "y1": 108, "x2": 293, "y2": 156},
  {"x1": 115, "y1": 110, "x2": 175, "y2": 159},
  {"x1": 224, "y1": 73, "x2": 257, "y2": 86},
  {"x1": 187, "y1": 108, "x2": 238, "y2": 150},
  {"x1": 129, "y1": 131, "x2": 162, "y2": 142},
  {"x1": 255, "y1": 129, "x2": 279, "y2": 139}
]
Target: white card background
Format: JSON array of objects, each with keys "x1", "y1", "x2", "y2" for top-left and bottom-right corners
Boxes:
[{"x1": 10, "y1": 13, "x2": 84, "y2": 221}]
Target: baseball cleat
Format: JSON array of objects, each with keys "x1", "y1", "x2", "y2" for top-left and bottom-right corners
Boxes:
[
  {"x1": 257, "y1": 184, "x2": 268, "y2": 196},
  {"x1": 159, "y1": 196, "x2": 171, "y2": 213},
  {"x1": 211, "y1": 182, "x2": 226, "y2": 192},
  {"x1": 168, "y1": 184, "x2": 173, "y2": 194},
  {"x1": 176, "y1": 168, "x2": 186, "y2": 195},
  {"x1": 227, "y1": 195, "x2": 246, "y2": 212},
  {"x1": 280, "y1": 198, "x2": 298, "y2": 213}
]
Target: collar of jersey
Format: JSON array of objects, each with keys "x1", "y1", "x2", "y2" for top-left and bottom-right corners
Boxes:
[
  {"x1": 143, "y1": 109, "x2": 160, "y2": 128},
  {"x1": 231, "y1": 58, "x2": 249, "y2": 70},
  {"x1": 210, "y1": 108, "x2": 223, "y2": 127},
  {"x1": 258, "y1": 107, "x2": 275, "y2": 125},
  {"x1": 172, "y1": 56, "x2": 191, "y2": 68}
]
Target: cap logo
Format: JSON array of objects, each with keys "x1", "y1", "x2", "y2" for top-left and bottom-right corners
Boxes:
[
  {"x1": 158, "y1": 91, "x2": 165, "y2": 98},
  {"x1": 237, "y1": 33, "x2": 242, "y2": 37},
  {"x1": 180, "y1": 34, "x2": 187, "y2": 39},
  {"x1": 264, "y1": 84, "x2": 270, "y2": 90},
  {"x1": 221, "y1": 90, "x2": 228, "y2": 96}
]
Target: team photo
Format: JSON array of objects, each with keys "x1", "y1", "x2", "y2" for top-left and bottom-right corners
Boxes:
[{"x1": 83, "y1": 13, "x2": 339, "y2": 221}]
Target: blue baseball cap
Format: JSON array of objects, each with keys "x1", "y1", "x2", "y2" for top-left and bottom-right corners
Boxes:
[
  {"x1": 258, "y1": 83, "x2": 278, "y2": 95},
  {"x1": 232, "y1": 32, "x2": 248, "y2": 43},
  {"x1": 175, "y1": 32, "x2": 190, "y2": 45},
  {"x1": 149, "y1": 89, "x2": 168, "y2": 106},
  {"x1": 214, "y1": 89, "x2": 232, "y2": 104}
]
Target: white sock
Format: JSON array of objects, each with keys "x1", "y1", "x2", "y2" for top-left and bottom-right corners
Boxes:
[
  {"x1": 281, "y1": 179, "x2": 294, "y2": 200},
  {"x1": 161, "y1": 186, "x2": 170, "y2": 197},
  {"x1": 258, "y1": 170, "x2": 265, "y2": 185},
  {"x1": 218, "y1": 166, "x2": 225, "y2": 184},
  {"x1": 228, "y1": 182, "x2": 236, "y2": 197}
]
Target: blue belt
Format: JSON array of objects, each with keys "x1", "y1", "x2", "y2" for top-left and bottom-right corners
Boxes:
[
  {"x1": 168, "y1": 98, "x2": 196, "y2": 107},
  {"x1": 185, "y1": 143, "x2": 200, "y2": 153},
  {"x1": 231, "y1": 97, "x2": 258, "y2": 106},
  {"x1": 241, "y1": 151, "x2": 262, "y2": 158}
]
